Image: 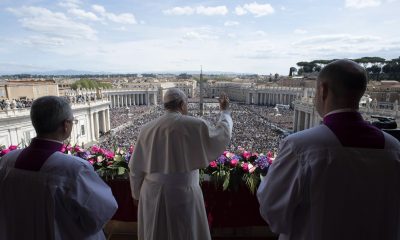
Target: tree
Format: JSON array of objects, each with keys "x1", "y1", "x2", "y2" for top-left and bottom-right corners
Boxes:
[
  {"x1": 289, "y1": 67, "x2": 297, "y2": 77},
  {"x1": 367, "y1": 65, "x2": 382, "y2": 81},
  {"x1": 71, "y1": 79, "x2": 112, "y2": 90},
  {"x1": 382, "y1": 57, "x2": 400, "y2": 80},
  {"x1": 177, "y1": 73, "x2": 192, "y2": 79},
  {"x1": 314, "y1": 65, "x2": 322, "y2": 72},
  {"x1": 296, "y1": 61, "x2": 317, "y2": 73}
]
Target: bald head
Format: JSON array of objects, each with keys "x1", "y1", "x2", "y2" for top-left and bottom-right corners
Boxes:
[
  {"x1": 163, "y1": 88, "x2": 188, "y2": 111},
  {"x1": 315, "y1": 59, "x2": 368, "y2": 116},
  {"x1": 318, "y1": 59, "x2": 367, "y2": 100}
]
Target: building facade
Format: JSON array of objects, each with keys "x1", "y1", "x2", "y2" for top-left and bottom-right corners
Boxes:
[
  {"x1": 0, "y1": 80, "x2": 59, "y2": 100},
  {"x1": 0, "y1": 99, "x2": 110, "y2": 146},
  {"x1": 103, "y1": 88, "x2": 158, "y2": 108},
  {"x1": 293, "y1": 96, "x2": 400, "y2": 132}
]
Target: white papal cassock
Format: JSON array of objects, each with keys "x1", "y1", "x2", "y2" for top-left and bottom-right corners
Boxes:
[
  {"x1": 0, "y1": 149, "x2": 118, "y2": 240},
  {"x1": 129, "y1": 110, "x2": 233, "y2": 240}
]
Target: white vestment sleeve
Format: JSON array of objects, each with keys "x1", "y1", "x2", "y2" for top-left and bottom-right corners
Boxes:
[
  {"x1": 201, "y1": 110, "x2": 233, "y2": 162},
  {"x1": 69, "y1": 165, "x2": 118, "y2": 235},
  {"x1": 129, "y1": 153, "x2": 145, "y2": 200},
  {"x1": 218, "y1": 110, "x2": 233, "y2": 137},
  {"x1": 257, "y1": 138, "x2": 303, "y2": 234}
]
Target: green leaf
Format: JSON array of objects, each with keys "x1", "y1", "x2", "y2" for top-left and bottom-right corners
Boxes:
[
  {"x1": 222, "y1": 171, "x2": 230, "y2": 191},
  {"x1": 117, "y1": 167, "x2": 126, "y2": 175}
]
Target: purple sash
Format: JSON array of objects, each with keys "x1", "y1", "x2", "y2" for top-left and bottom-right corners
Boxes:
[
  {"x1": 323, "y1": 112, "x2": 385, "y2": 149},
  {"x1": 15, "y1": 138, "x2": 64, "y2": 171}
]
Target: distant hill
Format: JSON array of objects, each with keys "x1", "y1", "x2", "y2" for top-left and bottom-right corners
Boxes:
[{"x1": 0, "y1": 69, "x2": 257, "y2": 77}]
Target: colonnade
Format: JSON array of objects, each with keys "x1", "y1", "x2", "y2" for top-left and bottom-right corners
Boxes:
[
  {"x1": 293, "y1": 108, "x2": 318, "y2": 132},
  {"x1": 106, "y1": 92, "x2": 157, "y2": 108},
  {"x1": 87, "y1": 108, "x2": 111, "y2": 141},
  {"x1": 246, "y1": 87, "x2": 306, "y2": 106},
  {"x1": 256, "y1": 92, "x2": 297, "y2": 106}
]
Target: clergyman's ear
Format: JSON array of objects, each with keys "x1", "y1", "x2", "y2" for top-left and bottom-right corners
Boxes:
[{"x1": 321, "y1": 82, "x2": 329, "y2": 101}]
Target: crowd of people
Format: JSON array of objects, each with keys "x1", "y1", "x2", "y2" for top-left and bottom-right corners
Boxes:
[
  {"x1": 0, "y1": 93, "x2": 101, "y2": 111},
  {"x1": 0, "y1": 98, "x2": 33, "y2": 110},
  {"x1": 108, "y1": 106, "x2": 157, "y2": 129},
  {"x1": 100, "y1": 102, "x2": 287, "y2": 154},
  {"x1": 247, "y1": 105, "x2": 294, "y2": 130},
  {"x1": 99, "y1": 106, "x2": 163, "y2": 150}
]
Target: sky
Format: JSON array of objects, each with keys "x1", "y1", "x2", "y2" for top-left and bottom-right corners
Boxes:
[{"x1": 0, "y1": 0, "x2": 399, "y2": 75}]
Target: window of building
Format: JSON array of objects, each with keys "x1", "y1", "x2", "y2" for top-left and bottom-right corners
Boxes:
[{"x1": 81, "y1": 125, "x2": 85, "y2": 136}]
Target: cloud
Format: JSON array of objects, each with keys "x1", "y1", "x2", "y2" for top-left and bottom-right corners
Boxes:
[
  {"x1": 68, "y1": 8, "x2": 99, "y2": 21},
  {"x1": 92, "y1": 4, "x2": 136, "y2": 24},
  {"x1": 59, "y1": 0, "x2": 82, "y2": 9},
  {"x1": 23, "y1": 35, "x2": 65, "y2": 47},
  {"x1": 163, "y1": 5, "x2": 228, "y2": 16},
  {"x1": 288, "y1": 34, "x2": 400, "y2": 59},
  {"x1": 224, "y1": 21, "x2": 239, "y2": 26},
  {"x1": 294, "y1": 28, "x2": 308, "y2": 34},
  {"x1": 345, "y1": 0, "x2": 381, "y2": 9},
  {"x1": 7, "y1": 6, "x2": 97, "y2": 40},
  {"x1": 183, "y1": 31, "x2": 218, "y2": 40},
  {"x1": 196, "y1": 6, "x2": 228, "y2": 15},
  {"x1": 293, "y1": 34, "x2": 380, "y2": 45},
  {"x1": 234, "y1": 6, "x2": 247, "y2": 16},
  {"x1": 235, "y1": 2, "x2": 275, "y2": 17},
  {"x1": 254, "y1": 30, "x2": 267, "y2": 37},
  {"x1": 163, "y1": 6, "x2": 195, "y2": 15}
]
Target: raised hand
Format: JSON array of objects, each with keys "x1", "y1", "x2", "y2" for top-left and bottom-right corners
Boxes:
[{"x1": 218, "y1": 92, "x2": 229, "y2": 111}]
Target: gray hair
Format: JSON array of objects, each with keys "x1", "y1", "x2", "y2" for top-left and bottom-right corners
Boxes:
[
  {"x1": 30, "y1": 96, "x2": 73, "y2": 135},
  {"x1": 163, "y1": 88, "x2": 187, "y2": 110}
]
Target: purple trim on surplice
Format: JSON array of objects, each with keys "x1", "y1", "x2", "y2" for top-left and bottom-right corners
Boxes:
[
  {"x1": 14, "y1": 138, "x2": 64, "y2": 171},
  {"x1": 323, "y1": 111, "x2": 385, "y2": 149}
]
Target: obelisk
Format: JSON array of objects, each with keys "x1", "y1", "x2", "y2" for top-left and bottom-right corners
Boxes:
[{"x1": 199, "y1": 66, "x2": 204, "y2": 116}]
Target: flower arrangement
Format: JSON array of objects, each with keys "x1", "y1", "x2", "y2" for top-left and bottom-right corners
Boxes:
[
  {"x1": 1, "y1": 143, "x2": 274, "y2": 193},
  {"x1": 0, "y1": 145, "x2": 18, "y2": 157},
  {"x1": 61, "y1": 144, "x2": 131, "y2": 180},
  {"x1": 202, "y1": 147, "x2": 274, "y2": 194}
]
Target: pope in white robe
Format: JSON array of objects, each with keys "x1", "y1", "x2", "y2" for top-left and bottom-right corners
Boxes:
[{"x1": 129, "y1": 88, "x2": 233, "y2": 240}]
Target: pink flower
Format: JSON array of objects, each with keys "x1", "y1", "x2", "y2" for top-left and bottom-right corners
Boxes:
[
  {"x1": 66, "y1": 145, "x2": 72, "y2": 151},
  {"x1": 1, "y1": 148, "x2": 10, "y2": 156},
  {"x1": 97, "y1": 156, "x2": 104, "y2": 163},
  {"x1": 267, "y1": 157, "x2": 273, "y2": 165},
  {"x1": 223, "y1": 151, "x2": 229, "y2": 157},
  {"x1": 60, "y1": 144, "x2": 67, "y2": 152},
  {"x1": 249, "y1": 164, "x2": 256, "y2": 173},
  {"x1": 129, "y1": 146, "x2": 134, "y2": 154},
  {"x1": 8, "y1": 145, "x2": 18, "y2": 151},
  {"x1": 242, "y1": 162, "x2": 249, "y2": 172},
  {"x1": 104, "y1": 151, "x2": 115, "y2": 159},
  {"x1": 74, "y1": 145, "x2": 82, "y2": 152},
  {"x1": 230, "y1": 159, "x2": 239, "y2": 167},
  {"x1": 89, "y1": 159, "x2": 95, "y2": 165},
  {"x1": 91, "y1": 145, "x2": 101, "y2": 153},
  {"x1": 243, "y1": 151, "x2": 251, "y2": 159},
  {"x1": 267, "y1": 151, "x2": 273, "y2": 158},
  {"x1": 252, "y1": 152, "x2": 259, "y2": 157},
  {"x1": 210, "y1": 161, "x2": 217, "y2": 168}
]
